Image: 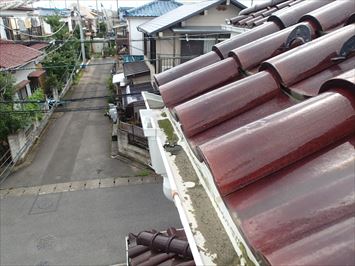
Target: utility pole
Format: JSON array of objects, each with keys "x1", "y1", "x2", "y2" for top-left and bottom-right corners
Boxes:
[{"x1": 76, "y1": 0, "x2": 86, "y2": 67}]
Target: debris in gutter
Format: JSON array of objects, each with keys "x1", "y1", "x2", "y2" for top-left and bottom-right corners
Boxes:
[{"x1": 158, "y1": 119, "x2": 179, "y2": 145}]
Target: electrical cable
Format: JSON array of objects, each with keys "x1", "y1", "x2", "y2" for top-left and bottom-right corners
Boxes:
[
  {"x1": 0, "y1": 90, "x2": 156, "y2": 104},
  {"x1": 0, "y1": 21, "x2": 68, "y2": 38}
]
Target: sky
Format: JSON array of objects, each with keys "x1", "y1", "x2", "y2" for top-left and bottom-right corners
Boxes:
[{"x1": 32, "y1": 0, "x2": 254, "y2": 10}]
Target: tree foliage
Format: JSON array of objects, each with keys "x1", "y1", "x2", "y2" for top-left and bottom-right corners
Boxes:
[{"x1": 0, "y1": 73, "x2": 28, "y2": 141}]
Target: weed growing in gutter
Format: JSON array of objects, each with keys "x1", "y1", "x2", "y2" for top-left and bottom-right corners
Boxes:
[{"x1": 158, "y1": 119, "x2": 178, "y2": 145}]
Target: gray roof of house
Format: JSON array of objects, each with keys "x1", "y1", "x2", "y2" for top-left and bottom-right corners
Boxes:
[
  {"x1": 137, "y1": 0, "x2": 246, "y2": 35},
  {"x1": 123, "y1": 0, "x2": 182, "y2": 17}
]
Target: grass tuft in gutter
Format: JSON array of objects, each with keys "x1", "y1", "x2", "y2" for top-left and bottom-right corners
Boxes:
[
  {"x1": 239, "y1": 243, "x2": 256, "y2": 266},
  {"x1": 158, "y1": 119, "x2": 178, "y2": 145}
]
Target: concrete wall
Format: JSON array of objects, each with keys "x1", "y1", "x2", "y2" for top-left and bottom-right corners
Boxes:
[
  {"x1": 117, "y1": 129, "x2": 150, "y2": 165},
  {"x1": 126, "y1": 17, "x2": 151, "y2": 55}
]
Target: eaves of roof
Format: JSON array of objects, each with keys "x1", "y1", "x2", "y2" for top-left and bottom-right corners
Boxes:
[
  {"x1": 137, "y1": 0, "x2": 244, "y2": 35},
  {"x1": 150, "y1": 0, "x2": 355, "y2": 264}
]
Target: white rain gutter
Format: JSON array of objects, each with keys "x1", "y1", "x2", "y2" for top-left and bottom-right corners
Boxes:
[{"x1": 140, "y1": 92, "x2": 204, "y2": 265}]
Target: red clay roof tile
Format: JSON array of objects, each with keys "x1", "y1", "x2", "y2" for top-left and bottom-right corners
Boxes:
[
  {"x1": 153, "y1": 0, "x2": 355, "y2": 264},
  {"x1": 128, "y1": 228, "x2": 195, "y2": 266}
]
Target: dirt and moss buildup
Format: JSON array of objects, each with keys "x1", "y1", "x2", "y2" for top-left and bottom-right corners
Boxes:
[
  {"x1": 158, "y1": 119, "x2": 178, "y2": 144},
  {"x1": 174, "y1": 149, "x2": 241, "y2": 266}
]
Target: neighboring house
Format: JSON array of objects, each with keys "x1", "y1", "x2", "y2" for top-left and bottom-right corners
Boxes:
[
  {"x1": 139, "y1": 0, "x2": 355, "y2": 265},
  {"x1": 0, "y1": 6, "x2": 51, "y2": 40},
  {"x1": 124, "y1": 0, "x2": 182, "y2": 56},
  {"x1": 137, "y1": 0, "x2": 245, "y2": 73},
  {"x1": 113, "y1": 57, "x2": 152, "y2": 124},
  {"x1": 33, "y1": 7, "x2": 73, "y2": 32},
  {"x1": 0, "y1": 39, "x2": 45, "y2": 100}
]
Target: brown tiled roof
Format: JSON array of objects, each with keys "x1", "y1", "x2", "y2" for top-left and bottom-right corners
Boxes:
[
  {"x1": 127, "y1": 227, "x2": 195, "y2": 266},
  {"x1": 28, "y1": 70, "x2": 46, "y2": 78},
  {"x1": 0, "y1": 40, "x2": 43, "y2": 69},
  {"x1": 123, "y1": 61, "x2": 151, "y2": 78},
  {"x1": 28, "y1": 42, "x2": 49, "y2": 50},
  {"x1": 153, "y1": 0, "x2": 355, "y2": 265}
]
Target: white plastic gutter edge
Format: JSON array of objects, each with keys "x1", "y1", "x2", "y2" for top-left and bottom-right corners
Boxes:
[
  {"x1": 156, "y1": 133, "x2": 204, "y2": 266},
  {"x1": 141, "y1": 92, "x2": 204, "y2": 265},
  {"x1": 166, "y1": 108, "x2": 260, "y2": 266}
]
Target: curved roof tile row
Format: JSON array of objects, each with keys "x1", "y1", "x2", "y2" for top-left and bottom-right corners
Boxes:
[{"x1": 153, "y1": 0, "x2": 355, "y2": 264}]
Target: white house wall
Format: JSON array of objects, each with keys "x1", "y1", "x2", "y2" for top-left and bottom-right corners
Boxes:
[
  {"x1": 184, "y1": 4, "x2": 240, "y2": 26},
  {"x1": 156, "y1": 29, "x2": 177, "y2": 56},
  {"x1": 127, "y1": 17, "x2": 151, "y2": 55},
  {"x1": 13, "y1": 61, "x2": 35, "y2": 84}
]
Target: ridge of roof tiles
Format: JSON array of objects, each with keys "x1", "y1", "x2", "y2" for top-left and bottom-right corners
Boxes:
[
  {"x1": 124, "y1": 0, "x2": 182, "y2": 17},
  {"x1": 127, "y1": 227, "x2": 195, "y2": 266},
  {"x1": 0, "y1": 40, "x2": 43, "y2": 69},
  {"x1": 152, "y1": 0, "x2": 355, "y2": 265}
]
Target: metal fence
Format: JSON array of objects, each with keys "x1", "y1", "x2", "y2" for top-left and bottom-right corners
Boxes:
[
  {"x1": 157, "y1": 55, "x2": 199, "y2": 73},
  {"x1": 118, "y1": 121, "x2": 148, "y2": 150}
]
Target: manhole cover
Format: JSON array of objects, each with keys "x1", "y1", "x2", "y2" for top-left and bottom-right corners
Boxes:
[
  {"x1": 36, "y1": 199, "x2": 54, "y2": 210},
  {"x1": 36, "y1": 235, "x2": 56, "y2": 250},
  {"x1": 30, "y1": 193, "x2": 61, "y2": 215}
]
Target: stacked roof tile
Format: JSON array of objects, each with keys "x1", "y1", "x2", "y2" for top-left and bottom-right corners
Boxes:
[
  {"x1": 153, "y1": 0, "x2": 355, "y2": 264},
  {"x1": 124, "y1": 0, "x2": 182, "y2": 17},
  {"x1": 227, "y1": 0, "x2": 304, "y2": 28},
  {"x1": 127, "y1": 227, "x2": 195, "y2": 266}
]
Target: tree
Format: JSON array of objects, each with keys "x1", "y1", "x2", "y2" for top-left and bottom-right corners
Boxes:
[
  {"x1": 43, "y1": 16, "x2": 81, "y2": 95},
  {"x1": 96, "y1": 21, "x2": 107, "y2": 38},
  {"x1": 0, "y1": 73, "x2": 29, "y2": 142},
  {"x1": 45, "y1": 15, "x2": 69, "y2": 40}
]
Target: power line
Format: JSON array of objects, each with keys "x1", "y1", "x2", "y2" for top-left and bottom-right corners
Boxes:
[
  {"x1": 4, "y1": 31, "x2": 229, "y2": 43},
  {"x1": 0, "y1": 21, "x2": 68, "y2": 38},
  {"x1": 0, "y1": 90, "x2": 156, "y2": 104}
]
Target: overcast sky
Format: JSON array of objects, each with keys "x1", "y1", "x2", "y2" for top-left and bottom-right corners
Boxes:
[{"x1": 32, "y1": 0, "x2": 254, "y2": 10}]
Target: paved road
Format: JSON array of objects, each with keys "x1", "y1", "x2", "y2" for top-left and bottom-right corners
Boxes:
[
  {"x1": 2, "y1": 58, "x2": 140, "y2": 189},
  {"x1": 0, "y1": 58, "x2": 181, "y2": 265}
]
